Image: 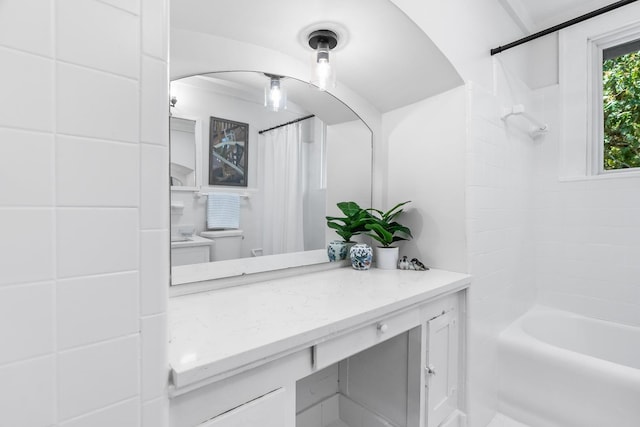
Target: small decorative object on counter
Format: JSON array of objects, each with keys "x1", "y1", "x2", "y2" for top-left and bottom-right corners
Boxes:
[
  {"x1": 398, "y1": 256, "x2": 411, "y2": 270},
  {"x1": 349, "y1": 243, "x2": 373, "y2": 270},
  {"x1": 327, "y1": 240, "x2": 350, "y2": 261},
  {"x1": 397, "y1": 255, "x2": 429, "y2": 271}
]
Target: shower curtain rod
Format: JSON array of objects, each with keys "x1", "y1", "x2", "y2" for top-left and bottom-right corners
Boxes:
[
  {"x1": 258, "y1": 114, "x2": 315, "y2": 134},
  {"x1": 490, "y1": 0, "x2": 638, "y2": 55}
]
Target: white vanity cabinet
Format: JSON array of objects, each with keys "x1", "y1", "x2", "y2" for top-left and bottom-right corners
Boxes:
[
  {"x1": 426, "y1": 309, "x2": 460, "y2": 427},
  {"x1": 196, "y1": 389, "x2": 289, "y2": 427},
  {"x1": 171, "y1": 236, "x2": 214, "y2": 267},
  {"x1": 169, "y1": 268, "x2": 470, "y2": 427}
]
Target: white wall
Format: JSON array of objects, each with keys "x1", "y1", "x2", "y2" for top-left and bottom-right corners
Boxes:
[
  {"x1": 534, "y1": 85, "x2": 640, "y2": 327},
  {"x1": 0, "y1": 1, "x2": 170, "y2": 426},
  {"x1": 384, "y1": 86, "x2": 468, "y2": 273}
]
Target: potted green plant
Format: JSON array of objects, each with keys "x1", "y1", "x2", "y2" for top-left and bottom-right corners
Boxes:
[
  {"x1": 364, "y1": 201, "x2": 413, "y2": 269},
  {"x1": 325, "y1": 201, "x2": 370, "y2": 261}
]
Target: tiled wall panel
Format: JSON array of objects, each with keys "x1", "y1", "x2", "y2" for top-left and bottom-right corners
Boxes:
[
  {"x1": 465, "y1": 76, "x2": 537, "y2": 427},
  {"x1": 533, "y1": 87, "x2": 640, "y2": 326},
  {"x1": 0, "y1": 0, "x2": 169, "y2": 425}
]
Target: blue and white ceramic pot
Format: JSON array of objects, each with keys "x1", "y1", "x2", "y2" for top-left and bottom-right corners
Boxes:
[
  {"x1": 349, "y1": 243, "x2": 373, "y2": 270},
  {"x1": 327, "y1": 240, "x2": 350, "y2": 261}
]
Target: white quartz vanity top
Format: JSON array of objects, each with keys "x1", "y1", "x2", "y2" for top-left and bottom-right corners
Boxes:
[{"x1": 169, "y1": 267, "x2": 470, "y2": 391}]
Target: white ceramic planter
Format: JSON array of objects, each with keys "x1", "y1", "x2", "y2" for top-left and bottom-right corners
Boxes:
[{"x1": 375, "y1": 246, "x2": 399, "y2": 269}]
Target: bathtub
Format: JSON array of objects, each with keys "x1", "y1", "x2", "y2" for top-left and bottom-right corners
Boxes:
[{"x1": 497, "y1": 306, "x2": 640, "y2": 427}]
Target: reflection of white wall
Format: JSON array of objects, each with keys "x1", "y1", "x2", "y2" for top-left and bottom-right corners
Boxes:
[
  {"x1": 169, "y1": 117, "x2": 196, "y2": 186},
  {"x1": 302, "y1": 118, "x2": 326, "y2": 251},
  {"x1": 325, "y1": 120, "x2": 373, "y2": 245}
]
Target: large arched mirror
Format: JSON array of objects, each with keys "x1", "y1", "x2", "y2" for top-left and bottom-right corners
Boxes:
[
  {"x1": 168, "y1": 0, "x2": 462, "y2": 287},
  {"x1": 170, "y1": 72, "x2": 372, "y2": 286}
]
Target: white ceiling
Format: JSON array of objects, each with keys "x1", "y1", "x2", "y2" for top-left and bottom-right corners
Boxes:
[
  {"x1": 171, "y1": 0, "x2": 625, "y2": 112},
  {"x1": 170, "y1": 0, "x2": 463, "y2": 113},
  {"x1": 500, "y1": 0, "x2": 622, "y2": 33}
]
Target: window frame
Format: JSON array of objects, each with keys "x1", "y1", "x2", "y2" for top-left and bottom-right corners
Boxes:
[{"x1": 589, "y1": 29, "x2": 640, "y2": 176}]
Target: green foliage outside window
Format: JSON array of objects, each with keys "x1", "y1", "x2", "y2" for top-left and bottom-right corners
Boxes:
[{"x1": 602, "y1": 51, "x2": 640, "y2": 170}]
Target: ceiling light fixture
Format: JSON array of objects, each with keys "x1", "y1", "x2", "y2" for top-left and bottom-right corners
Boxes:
[
  {"x1": 264, "y1": 74, "x2": 287, "y2": 112},
  {"x1": 308, "y1": 29, "x2": 338, "y2": 91}
]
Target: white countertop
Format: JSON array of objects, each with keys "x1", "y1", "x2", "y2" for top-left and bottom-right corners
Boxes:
[{"x1": 169, "y1": 267, "x2": 470, "y2": 391}]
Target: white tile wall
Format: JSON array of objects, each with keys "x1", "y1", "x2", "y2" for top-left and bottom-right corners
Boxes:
[
  {"x1": 142, "y1": 397, "x2": 169, "y2": 427},
  {"x1": 140, "y1": 230, "x2": 169, "y2": 315},
  {"x1": 0, "y1": 209, "x2": 55, "y2": 286},
  {"x1": 57, "y1": 208, "x2": 139, "y2": 278},
  {"x1": 0, "y1": 0, "x2": 53, "y2": 56},
  {"x1": 0, "y1": 356, "x2": 56, "y2": 427},
  {"x1": 141, "y1": 314, "x2": 168, "y2": 400},
  {"x1": 0, "y1": 48, "x2": 54, "y2": 132},
  {"x1": 0, "y1": 1, "x2": 169, "y2": 426},
  {"x1": 57, "y1": 272, "x2": 139, "y2": 349},
  {"x1": 57, "y1": 0, "x2": 140, "y2": 78},
  {"x1": 0, "y1": 283, "x2": 54, "y2": 365},
  {"x1": 141, "y1": 0, "x2": 168, "y2": 60},
  {"x1": 464, "y1": 75, "x2": 537, "y2": 427},
  {"x1": 534, "y1": 85, "x2": 640, "y2": 327},
  {"x1": 56, "y1": 136, "x2": 140, "y2": 206},
  {"x1": 140, "y1": 144, "x2": 170, "y2": 229},
  {"x1": 0, "y1": 129, "x2": 54, "y2": 206},
  {"x1": 56, "y1": 63, "x2": 139, "y2": 142},
  {"x1": 59, "y1": 398, "x2": 140, "y2": 427},
  {"x1": 58, "y1": 336, "x2": 139, "y2": 420},
  {"x1": 99, "y1": 0, "x2": 141, "y2": 15},
  {"x1": 141, "y1": 56, "x2": 170, "y2": 145}
]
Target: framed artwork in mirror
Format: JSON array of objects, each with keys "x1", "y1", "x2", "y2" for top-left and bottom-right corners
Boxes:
[{"x1": 209, "y1": 116, "x2": 248, "y2": 187}]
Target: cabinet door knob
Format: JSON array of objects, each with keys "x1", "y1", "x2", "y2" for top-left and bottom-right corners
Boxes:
[
  {"x1": 377, "y1": 323, "x2": 388, "y2": 333},
  {"x1": 425, "y1": 364, "x2": 437, "y2": 375}
]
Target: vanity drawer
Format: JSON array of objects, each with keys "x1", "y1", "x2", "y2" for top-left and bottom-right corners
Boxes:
[{"x1": 313, "y1": 307, "x2": 420, "y2": 370}]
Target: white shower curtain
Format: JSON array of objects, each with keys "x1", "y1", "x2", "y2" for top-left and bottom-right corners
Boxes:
[{"x1": 260, "y1": 123, "x2": 305, "y2": 255}]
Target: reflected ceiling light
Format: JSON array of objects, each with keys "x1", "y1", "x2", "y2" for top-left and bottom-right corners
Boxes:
[
  {"x1": 264, "y1": 74, "x2": 287, "y2": 112},
  {"x1": 308, "y1": 29, "x2": 338, "y2": 91}
]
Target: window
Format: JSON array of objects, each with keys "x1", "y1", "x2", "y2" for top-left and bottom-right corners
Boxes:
[
  {"x1": 558, "y1": 4, "x2": 640, "y2": 179},
  {"x1": 602, "y1": 40, "x2": 640, "y2": 171}
]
